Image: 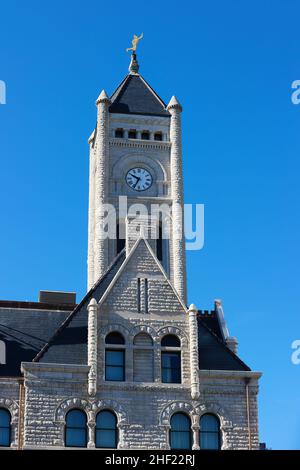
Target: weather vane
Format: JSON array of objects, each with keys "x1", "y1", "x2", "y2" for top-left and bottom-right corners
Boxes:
[{"x1": 126, "y1": 33, "x2": 144, "y2": 53}]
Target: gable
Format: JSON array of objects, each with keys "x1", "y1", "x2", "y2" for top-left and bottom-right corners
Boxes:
[{"x1": 101, "y1": 239, "x2": 186, "y2": 315}]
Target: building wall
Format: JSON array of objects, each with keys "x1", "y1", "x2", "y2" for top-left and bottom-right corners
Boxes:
[{"x1": 21, "y1": 361, "x2": 260, "y2": 450}]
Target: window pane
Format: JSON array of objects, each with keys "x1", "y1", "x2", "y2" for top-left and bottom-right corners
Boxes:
[
  {"x1": 106, "y1": 350, "x2": 124, "y2": 366},
  {"x1": 0, "y1": 408, "x2": 10, "y2": 427},
  {"x1": 65, "y1": 428, "x2": 86, "y2": 447},
  {"x1": 171, "y1": 413, "x2": 190, "y2": 431},
  {"x1": 96, "y1": 411, "x2": 117, "y2": 429},
  {"x1": 0, "y1": 409, "x2": 10, "y2": 427},
  {"x1": 66, "y1": 410, "x2": 86, "y2": 428},
  {"x1": 162, "y1": 352, "x2": 180, "y2": 368},
  {"x1": 0, "y1": 428, "x2": 10, "y2": 447},
  {"x1": 96, "y1": 430, "x2": 116, "y2": 448},
  {"x1": 170, "y1": 431, "x2": 190, "y2": 450},
  {"x1": 161, "y1": 352, "x2": 181, "y2": 383},
  {"x1": 200, "y1": 414, "x2": 219, "y2": 432},
  {"x1": 105, "y1": 366, "x2": 124, "y2": 381},
  {"x1": 200, "y1": 432, "x2": 219, "y2": 450}
]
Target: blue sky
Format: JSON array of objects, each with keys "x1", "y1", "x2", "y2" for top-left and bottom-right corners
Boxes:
[{"x1": 0, "y1": 0, "x2": 299, "y2": 449}]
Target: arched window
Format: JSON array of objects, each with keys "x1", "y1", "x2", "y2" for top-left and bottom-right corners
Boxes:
[
  {"x1": 170, "y1": 413, "x2": 192, "y2": 450},
  {"x1": 65, "y1": 409, "x2": 87, "y2": 448},
  {"x1": 161, "y1": 335, "x2": 181, "y2": 384},
  {"x1": 95, "y1": 410, "x2": 118, "y2": 448},
  {"x1": 200, "y1": 414, "x2": 221, "y2": 450},
  {"x1": 0, "y1": 409, "x2": 11, "y2": 447},
  {"x1": 133, "y1": 333, "x2": 154, "y2": 382},
  {"x1": 105, "y1": 332, "x2": 125, "y2": 381}
]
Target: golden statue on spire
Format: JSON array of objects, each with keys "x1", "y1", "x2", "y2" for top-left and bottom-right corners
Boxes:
[{"x1": 126, "y1": 33, "x2": 144, "y2": 53}]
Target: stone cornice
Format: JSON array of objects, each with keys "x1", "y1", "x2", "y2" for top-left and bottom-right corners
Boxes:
[
  {"x1": 109, "y1": 138, "x2": 171, "y2": 151},
  {"x1": 99, "y1": 382, "x2": 191, "y2": 392},
  {"x1": 109, "y1": 114, "x2": 170, "y2": 126},
  {"x1": 21, "y1": 362, "x2": 90, "y2": 374},
  {"x1": 198, "y1": 370, "x2": 262, "y2": 380}
]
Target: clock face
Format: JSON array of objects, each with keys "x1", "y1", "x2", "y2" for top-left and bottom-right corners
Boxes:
[{"x1": 126, "y1": 168, "x2": 153, "y2": 191}]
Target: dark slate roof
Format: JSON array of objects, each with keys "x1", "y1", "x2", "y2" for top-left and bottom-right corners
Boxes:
[
  {"x1": 35, "y1": 249, "x2": 126, "y2": 364},
  {"x1": 109, "y1": 74, "x2": 170, "y2": 117},
  {"x1": 198, "y1": 310, "x2": 225, "y2": 341},
  {"x1": 197, "y1": 316, "x2": 250, "y2": 371},
  {"x1": 0, "y1": 304, "x2": 72, "y2": 377}
]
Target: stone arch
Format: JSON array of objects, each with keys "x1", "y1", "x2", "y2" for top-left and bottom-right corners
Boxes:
[
  {"x1": 55, "y1": 398, "x2": 92, "y2": 423},
  {"x1": 160, "y1": 401, "x2": 194, "y2": 426},
  {"x1": 0, "y1": 398, "x2": 18, "y2": 423},
  {"x1": 157, "y1": 326, "x2": 188, "y2": 348},
  {"x1": 101, "y1": 323, "x2": 130, "y2": 344},
  {"x1": 92, "y1": 399, "x2": 128, "y2": 425},
  {"x1": 194, "y1": 402, "x2": 232, "y2": 428},
  {"x1": 111, "y1": 153, "x2": 167, "y2": 182},
  {"x1": 129, "y1": 324, "x2": 158, "y2": 343}
]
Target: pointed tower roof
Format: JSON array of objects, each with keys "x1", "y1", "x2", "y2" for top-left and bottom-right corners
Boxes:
[{"x1": 109, "y1": 53, "x2": 170, "y2": 117}]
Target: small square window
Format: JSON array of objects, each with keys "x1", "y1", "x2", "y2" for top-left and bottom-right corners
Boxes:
[
  {"x1": 141, "y1": 131, "x2": 150, "y2": 140},
  {"x1": 115, "y1": 129, "x2": 124, "y2": 138},
  {"x1": 128, "y1": 130, "x2": 136, "y2": 139},
  {"x1": 154, "y1": 132, "x2": 163, "y2": 141}
]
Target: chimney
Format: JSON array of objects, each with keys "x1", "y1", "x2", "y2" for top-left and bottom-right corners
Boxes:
[{"x1": 226, "y1": 336, "x2": 238, "y2": 355}]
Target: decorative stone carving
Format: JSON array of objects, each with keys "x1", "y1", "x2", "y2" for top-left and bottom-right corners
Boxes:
[{"x1": 157, "y1": 326, "x2": 188, "y2": 348}]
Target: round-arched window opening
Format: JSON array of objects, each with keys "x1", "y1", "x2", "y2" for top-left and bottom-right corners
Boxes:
[
  {"x1": 161, "y1": 334, "x2": 180, "y2": 347},
  {"x1": 170, "y1": 413, "x2": 192, "y2": 450},
  {"x1": 105, "y1": 332, "x2": 125, "y2": 345}
]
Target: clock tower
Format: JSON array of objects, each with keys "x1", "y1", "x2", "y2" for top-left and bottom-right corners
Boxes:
[{"x1": 87, "y1": 51, "x2": 187, "y2": 303}]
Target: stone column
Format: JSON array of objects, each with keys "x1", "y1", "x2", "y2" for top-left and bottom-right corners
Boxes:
[
  {"x1": 88, "y1": 298, "x2": 98, "y2": 396},
  {"x1": 192, "y1": 427, "x2": 200, "y2": 450},
  {"x1": 167, "y1": 96, "x2": 187, "y2": 303},
  {"x1": 87, "y1": 137, "x2": 95, "y2": 290},
  {"x1": 94, "y1": 90, "x2": 110, "y2": 283},
  {"x1": 188, "y1": 304, "x2": 200, "y2": 400},
  {"x1": 87, "y1": 421, "x2": 96, "y2": 448}
]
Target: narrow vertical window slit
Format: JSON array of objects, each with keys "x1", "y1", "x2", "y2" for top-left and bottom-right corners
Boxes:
[
  {"x1": 144, "y1": 278, "x2": 148, "y2": 313},
  {"x1": 137, "y1": 278, "x2": 141, "y2": 313}
]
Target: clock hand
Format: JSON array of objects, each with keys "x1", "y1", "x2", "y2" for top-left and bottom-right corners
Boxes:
[
  {"x1": 133, "y1": 177, "x2": 141, "y2": 188},
  {"x1": 129, "y1": 173, "x2": 139, "y2": 180}
]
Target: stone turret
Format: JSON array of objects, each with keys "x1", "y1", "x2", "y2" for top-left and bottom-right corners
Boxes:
[{"x1": 167, "y1": 96, "x2": 187, "y2": 303}]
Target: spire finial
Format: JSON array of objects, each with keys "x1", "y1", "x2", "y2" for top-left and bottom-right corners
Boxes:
[
  {"x1": 126, "y1": 33, "x2": 143, "y2": 75},
  {"x1": 129, "y1": 52, "x2": 139, "y2": 74}
]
